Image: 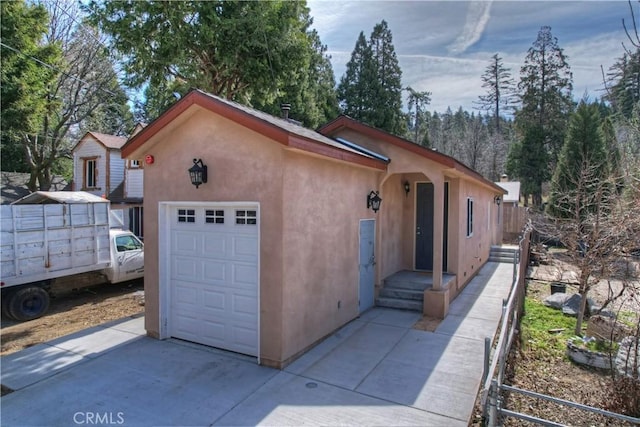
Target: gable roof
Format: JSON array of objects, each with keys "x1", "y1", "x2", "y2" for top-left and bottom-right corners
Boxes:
[
  {"x1": 121, "y1": 90, "x2": 388, "y2": 171},
  {"x1": 496, "y1": 181, "x2": 521, "y2": 203},
  {"x1": 73, "y1": 132, "x2": 128, "y2": 152},
  {"x1": 319, "y1": 115, "x2": 506, "y2": 194}
]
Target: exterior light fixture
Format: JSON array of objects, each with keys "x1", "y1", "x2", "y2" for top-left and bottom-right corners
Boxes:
[
  {"x1": 367, "y1": 191, "x2": 382, "y2": 213},
  {"x1": 188, "y1": 158, "x2": 208, "y2": 188},
  {"x1": 494, "y1": 196, "x2": 502, "y2": 206},
  {"x1": 403, "y1": 181, "x2": 410, "y2": 197}
]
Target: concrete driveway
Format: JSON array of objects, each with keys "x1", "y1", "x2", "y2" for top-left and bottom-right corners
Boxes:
[{"x1": 1, "y1": 262, "x2": 513, "y2": 426}]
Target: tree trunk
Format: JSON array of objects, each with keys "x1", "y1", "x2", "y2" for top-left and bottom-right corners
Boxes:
[{"x1": 574, "y1": 282, "x2": 590, "y2": 336}]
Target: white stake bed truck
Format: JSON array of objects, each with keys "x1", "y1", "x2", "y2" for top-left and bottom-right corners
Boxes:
[{"x1": 1, "y1": 191, "x2": 144, "y2": 321}]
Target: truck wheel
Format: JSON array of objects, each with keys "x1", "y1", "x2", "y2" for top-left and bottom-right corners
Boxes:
[
  {"x1": 8, "y1": 287, "x2": 50, "y2": 321},
  {"x1": 1, "y1": 290, "x2": 15, "y2": 320}
]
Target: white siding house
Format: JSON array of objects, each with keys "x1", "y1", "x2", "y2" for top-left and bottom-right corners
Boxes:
[{"x1": 72, "y1": 131, "x2": 145, "y2": 238}]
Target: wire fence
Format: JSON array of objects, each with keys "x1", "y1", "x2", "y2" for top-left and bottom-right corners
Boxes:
[{"x1": 479, "y1": 222, "x2": 640, "y2": 426}]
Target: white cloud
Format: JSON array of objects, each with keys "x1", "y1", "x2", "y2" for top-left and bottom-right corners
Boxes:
[{"x1": 447, "y1": 1, "x2": 493, "y2": 54}]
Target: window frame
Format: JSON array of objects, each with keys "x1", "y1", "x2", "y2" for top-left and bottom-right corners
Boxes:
[
  {"x1": 466, "y1": 197, "x2": 474, "y2": 237},
  {"x1": 82, "y1": 157, "x2": 99, "y2": 190}
]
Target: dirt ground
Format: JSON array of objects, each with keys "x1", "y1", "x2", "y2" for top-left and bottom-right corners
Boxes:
[
  {"x1": 0, "y1": 280, "x2": 144, "y2": 357},
  {"x1": 472, "y1": 250, "x2": 640, "y2": 426}
]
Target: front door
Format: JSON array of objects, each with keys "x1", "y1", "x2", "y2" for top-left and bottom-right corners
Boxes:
[
  {"x1": 359, "y1": 219, "x2": 375, "y2": 313},
  {"x1": 416, "y1": 183, "x2": 434, "y2": 270}
]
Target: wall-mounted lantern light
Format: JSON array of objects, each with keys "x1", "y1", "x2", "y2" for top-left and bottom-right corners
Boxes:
[
  {"x1": 494, "y1": 195, "x2": 502, "y2": 206},
  {"x1": 403, "y1": 181, "x2": 410, "y2": 197},
  {"x1": 367, "y1": 191, "x2": 382, "y2": 213},
  {"x1": 188, "y1": 158, "x2": 208, "y2": 188}
]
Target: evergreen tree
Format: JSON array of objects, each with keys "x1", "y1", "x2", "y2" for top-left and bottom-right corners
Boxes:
[
  {"x1": 406, "y1": 86, "x2": 431, "y2": 145},
  {"x1": 338, "y1": 32, "x2": 377, "y2": 123},
  {"x1": 86, "y1": 0, "x2": 337, "y2": 128},
  {"x1": 1, "y1": 1, "x2": 60, "y2": 173},
  {"x1": 510, "y1": 26, "x2": 573, "y2": 207},
  {"x1": 506, "y1": 125, "x2": 549, "y2": 206},
  {"x1": 548, "y1": 102, "x2": 610, "y2": 218},
  {"x1": 605, "y1": 50, "x2": 640, "y2": 119},
  {"x1": 475, "y1": 53, "x2": 515, "y2": 133},
  {"x1": 517, "y1": 26, "x2": 573, "y2": 162},
  {"x1": 369, "y1": 20, "x2": 405, "y2": 134},
  {"x1": 337, "y1": 20, "x2": 404, "y2": 134}
]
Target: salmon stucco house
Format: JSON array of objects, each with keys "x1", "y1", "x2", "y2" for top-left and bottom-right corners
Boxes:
[{"x1": 121, "y1": 89, "x2": 506, "y2": 368}]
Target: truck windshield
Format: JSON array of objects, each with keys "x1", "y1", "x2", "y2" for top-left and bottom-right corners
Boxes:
[{"x1": 115, "y1": 235, "x2": 143, "y2": 252}]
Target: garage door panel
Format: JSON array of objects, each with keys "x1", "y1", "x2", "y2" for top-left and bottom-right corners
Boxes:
[
  {"x1": 232, "y1": 326, "x2": 258, "y2": 353},
  {"x1": 233, "y1": 236, "x2": 258, "y2": 258},
  {"x1": 174, "y1": 282, "x2": 199, "y2": 305},
  {"x1": 201, "y1": 320, "x2": 226, "y2": 344},
  {"x1": 202, "y1": 288, "x2": 226, "y2": 311},
  {"x1": 168, "y1": 204, "x2": 259, "y2": 357},
  {"x1": 202, "y1": 260, "x2": 227, "y2": 282},
  {"x1": 232, "y1": 294, "x2": 257, "y2": 318},
  {"x1": 173, "y1": 231, "x2": 201, "y2": 254},
  {"x1": 173, "y1": 257, "x2": 200, "y2": 281},
  {"x1": 233, "y1": 263, "x2": 258, "y2": 287},
  {"x1": 203, "y1": 234, "x2": 228, "y2": 256}
]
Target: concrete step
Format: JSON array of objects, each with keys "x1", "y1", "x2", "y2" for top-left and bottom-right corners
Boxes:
[
  {"x1": 379, "y1": 287, "x2": 424, "y2": 301},
  {"x1": 383, "y1": 278, "x2": 427, "y2": 291},
  {"x1": 489, "y1": 246, "x2": 518, "y2": 264},
  {"x1": 489, "y1": 256, "x2": 515, "y2": 263},
  {"x1": 376, "y1": 297, "x2": 422, "y2": 311}
]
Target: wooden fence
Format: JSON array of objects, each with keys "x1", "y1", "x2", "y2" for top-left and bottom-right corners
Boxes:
[{"x1": 503, "y1": 204, "x2": 528, "y2": 242}]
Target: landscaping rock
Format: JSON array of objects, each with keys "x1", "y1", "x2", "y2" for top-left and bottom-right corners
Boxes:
[
  {"x1": 566, "y1": 338, "x2": 613, "y2": 370},
  {"x1": 544, "y1": 292, "x2": 572, "y2": 309},
  {"x1": 616, "y1": 336, "x2": 640, "y2": 378},
  {"x1": 562, "y1": 294, "x2": 582, "y2": 315}
]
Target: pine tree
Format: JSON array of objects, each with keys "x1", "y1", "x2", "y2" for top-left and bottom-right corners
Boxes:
[
  {"x1": 337, "y1": 20, "x2": 404, "y2": 134},
  {"x1": 548, "y1": 101, "x2": 610, "y2": 218},
  {"x1": 369, "y1": 20, "x2": 405, "y2": 134},
  {"x1": 1, "y1": 1, "x2": 60, "y2": 173},
  {"x1": 517, "y1": 26, "x2": 573, "y2": 162},
  {"x1": 475, "y1": 53, "x2": 515, "y2": 133},
  {"x1": 510, "y1": 26, "x2": 573, "y2": 207},
  {"x1": 337, "y1": 32, "x2": 376, "y2": 121},
  {"x1": 406, "y1": 86, "x2": 431, "y2": 145}
]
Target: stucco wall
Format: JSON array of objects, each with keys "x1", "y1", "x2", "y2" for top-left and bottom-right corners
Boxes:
[
  {"x1": 140, "y1": 107, "x2": 285, "y2": 364},
  {"x1": 327, "y1": 128, "x2": 501, "y2": 296},
  {"x1": 280, "y1": 151, "x2": 379, "y2": 363}
]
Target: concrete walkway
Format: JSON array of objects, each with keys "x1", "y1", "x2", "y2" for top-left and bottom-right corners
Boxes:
[{"x1": 1, "y1": 261, "x2": 513, "y2": 426}]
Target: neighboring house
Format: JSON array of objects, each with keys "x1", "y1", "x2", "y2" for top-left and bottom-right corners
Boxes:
[
  {"x1": 495, "y1": 174, "x2": 521, "y2": 206},
  {"x1": 121, "y1": 89, "x2": 505, "y2": 368},
  {"x1": 72, "y1": 130, "x2": 144, "y2": 238},
  {"x1": 1, "y1": 172, "x2": 69, "y2": 204},
  {"x1": 495, "y1": 175, "x2": 525, "y2": 242}
]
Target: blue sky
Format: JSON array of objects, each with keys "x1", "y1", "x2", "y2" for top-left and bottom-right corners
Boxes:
[{"x1": 307, "y1": 0, "x2": 633, "y2": 113}]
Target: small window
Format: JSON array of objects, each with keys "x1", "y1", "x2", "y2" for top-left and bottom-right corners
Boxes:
[
  {"x1": 130, "y1": 160, "x2": 140, "y2": 168},
  {"x1": 84, "y1": 158, "x2": 97, "y2": 189},
  {"x1": 466, "y1": 198, "x2": 474, "y2": 237},
  {"x1": 115, "y1": 235, "x2": 143, "y2": 252},
  {"x1": 178, "y1": 209, "x2": 195, "y2": 223},
  {"x1": 236, "y1": 210, "x2": 257, "y2": 225},
  {"x1": 205, "y1": 210, "x2": 225, "y2": 224}
]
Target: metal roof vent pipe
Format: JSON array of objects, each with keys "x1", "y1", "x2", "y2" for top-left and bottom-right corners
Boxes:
[{"x1": 281, "y1": 103, "x2": 291, "y2": 120}]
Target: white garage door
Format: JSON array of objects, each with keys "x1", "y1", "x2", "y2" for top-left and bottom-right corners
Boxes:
[{"x1": 168, "y1": 204, "x2": 259, "y2": 356}]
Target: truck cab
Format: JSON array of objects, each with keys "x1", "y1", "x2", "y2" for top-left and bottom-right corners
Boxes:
[{"x1": 106, "y1": 229, "x2": 144, "y2": 283}]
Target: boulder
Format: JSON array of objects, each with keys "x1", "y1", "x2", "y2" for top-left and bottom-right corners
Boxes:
[
  {"x1": 615, "y1": 336, "x2": 640, "y2": 378},
  {"x1": 544, "y1": 292, "x2": 572, "y2": 309},
  {"x1": 562, "y1": 294, "x2": 583, "y2": 316}
]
